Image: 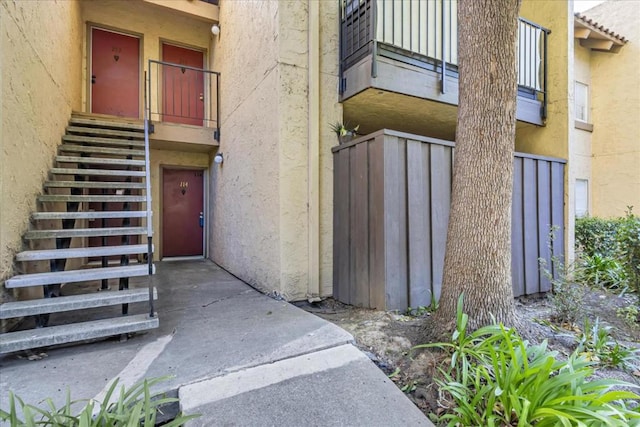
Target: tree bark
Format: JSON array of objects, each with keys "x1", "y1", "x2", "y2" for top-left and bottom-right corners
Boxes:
[{"x1": 424, "y1": 0, "x2": 522, "y2": 337}]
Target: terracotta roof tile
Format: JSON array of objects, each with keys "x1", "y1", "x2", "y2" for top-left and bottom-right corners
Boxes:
[{"x1": 574, "y1": 13, "x2": 628, "y2": 44}]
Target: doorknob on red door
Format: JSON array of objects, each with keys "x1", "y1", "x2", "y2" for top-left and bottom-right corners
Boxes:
[
  {"x1": 199, "y1": 93, "x2": 204, "y2": 102},
  {"x1": 91, "y1": 75, "x2": 96, "y2": 84},
  {"x1": 199, "y1": 212, "x2": 204, "y2": 227}
]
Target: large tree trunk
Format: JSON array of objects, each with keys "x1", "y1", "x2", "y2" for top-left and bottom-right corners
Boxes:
[{"x1": 425, "y1": 0, "x2": 522, "y2": 336}]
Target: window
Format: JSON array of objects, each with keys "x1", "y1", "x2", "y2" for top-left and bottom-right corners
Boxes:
[
  {"x1": 575, "y1": 81, "x2": 589, "y2": 123},
  {"x1": 575, "y1": 179, "x2": 589, "y2": 218}
]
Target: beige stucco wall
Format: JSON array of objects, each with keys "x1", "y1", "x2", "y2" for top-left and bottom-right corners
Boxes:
[
  {"x1": 80, "y1": 0, "x2": 212, "y2": 117},
  {"x1": 149, "y1": 149, "x2": 211, "y2": 260},
  {"x1": 572, "y1": 43, "x2": 593, "y2": 216},
  {"x1": 516, "y1": 0, "x2": 574, "y2": 260},
  {"x1": 0, "y1": 0, "x2": 83, "y2": 301},
  {"x1": 211, "y1": 0, "x2": 341, "y2": 300},
  {"x1": 586, "y1": 1, "x2": 640, "y2": 218}
]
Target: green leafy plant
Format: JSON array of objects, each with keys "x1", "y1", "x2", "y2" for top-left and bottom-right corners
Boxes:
[
  {"x1": 576, "y1": 317, "x2": 640, "y2": 372},
  {"x1": 575, "y1": 216, "x2": 621, "y2": 259},
  {"x1": 415, "y1": 296, "x2": 640, "y2": 426},
  {"x1": 576, "y1": 253, "x2": 628, "y2": 291},
  {"x1": 329, "y1": 121, "x2": 359, "y2": 142},
  {"x1": 0, "y1": 376, "x2": 199, "y2": 427},
  {"x1": 617, "y1": 207, "x2": 640, "y2": 295},
  {"x1": 617, "y1": 305, "x2": 640, "y2": 327}
]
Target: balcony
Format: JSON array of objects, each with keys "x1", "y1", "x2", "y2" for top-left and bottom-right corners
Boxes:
[{"x1": 340, "y1": 0, "x2": 550, "y2": 139}]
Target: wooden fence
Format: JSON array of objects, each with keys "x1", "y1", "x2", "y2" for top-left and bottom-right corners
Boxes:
[{"x1": 332, "y1": 129, "x2": 565, "y2": 310}]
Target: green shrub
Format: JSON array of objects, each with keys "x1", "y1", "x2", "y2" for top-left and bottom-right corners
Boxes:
[
  {"x1": 415, "y1": 296, "x2": 640, "y2": 426},
  {"x1": 0, "y1": 376, "x2": 199, "y2": 427},
  {"x1": 577, "y1": 318, "x2": 640, "y2": 371},
  {"x1": 575, "y1": 217, "x2": 621, "y2": 259},
  {"x1": 576, "y1": 253, "x2": 628, "y2": 291},
  {"x1": 617, "y1": 208, "x2": 640, "y2": 294}
]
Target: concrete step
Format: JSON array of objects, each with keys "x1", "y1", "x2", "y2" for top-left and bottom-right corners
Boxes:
[
  {"x1": 24, "y1": 226, "x2": 147, "y2": 240},
  {"x1": 51, "y1": 168, "x2": 146, "y2": 178},
  {"x1": 38, "y1": 194, "x2": 146, "y2": 203},
  {"x1": 66, "y1": 126, "x2": 144, "y2": 140},
  {"x1": 32, "y1": 210, "x2": 147, "y2": 221},
  {"x1": 62, "y1": 135, "x2": 145, "y2": 148},
  {"x1": 5, "y1": 264, "x2": 153, "y2": 288},
  {"x1": 0, "y1": 313, "x2": 159, "y2": 354},
  {"x1": 56, "y1": 156, "x2": 145, "y2": 167},
  {"x1": 59, "y1": 145, "x2": 145, "y2": 157},
  {"x1": 16, "y1": 244, "x2": 152, "y2": 261},
  {"x1": 44, "y1": 181, "x2": 145, "y2": 190},
  {"x1": 69, "y1": 116, "x2": 145, "y2": 132},
  {"x1": 0, "y1": 288, "x2": 157, "y2": 319}
]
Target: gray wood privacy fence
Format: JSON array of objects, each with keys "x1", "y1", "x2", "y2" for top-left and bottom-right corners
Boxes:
[{"x1": 332, "y1": 129, "x2": 565, "y2": 310}]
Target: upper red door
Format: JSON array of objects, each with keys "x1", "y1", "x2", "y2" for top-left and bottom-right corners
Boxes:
[
  {"x1": 91, "y1": 28, "x2": 140, "y2": 118},
  {"x1": 162, "y1": 43, "x2": 205, "y2": 126},
  {"x1": 162, "y1": 169, "x2": 204, "y2": 258}
]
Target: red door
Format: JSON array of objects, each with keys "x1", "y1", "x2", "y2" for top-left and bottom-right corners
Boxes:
[
  {"x1": 162, "y1": 44, "x2": 205, "y2": 126},
  {"x1": 162, "y1": 169, "x2": 204, "y2": 257},
  {"x1": 91, "y1": 28, "x2": 140, "y2": 118}
]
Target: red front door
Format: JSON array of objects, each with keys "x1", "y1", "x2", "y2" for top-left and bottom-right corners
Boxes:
[
  {"x1": 91, "y1": 28, "x2": 140, "y2": 118},
  {"x1": 162, "y1": 43, "x2": 205, "y2": 126},
  {"x1": 162, "y1": 169, "x2": 204, "y2": 257}
]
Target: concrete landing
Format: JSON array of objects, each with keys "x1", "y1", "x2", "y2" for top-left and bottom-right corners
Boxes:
[{"x1": 0, "y1": 260, "x2": 431, "y2": 426}]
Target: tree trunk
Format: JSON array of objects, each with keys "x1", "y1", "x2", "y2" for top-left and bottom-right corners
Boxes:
[{"x1": 424, "y1": 0, "x2": 522, "y2": 336}]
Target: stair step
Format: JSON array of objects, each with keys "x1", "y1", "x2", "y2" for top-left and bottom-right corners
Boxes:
[
  {"x1": 56, "y1": 156, "x2": 145, "y2": 167},
  {"x1": 32, "y1": 210, "x2": 148, "y2": 221},
  {"x1": 0, "y1": 313, "x2": 159, "y2": 354},
  {"x1": 51, "y1": 168, "x2": 146, "y2": 177},
  {"x1": 24, "y1": 227, "x2": 148, "y2": 240},
  {"x1": 0, "y1": 288, "x2": 157, "y2": 319},
  {"x1": 38, "y1": 194, "x2": 146, "y2": 203},
  {"x1": 62, "y1": 135, "x2": 145, "y2": 148},
  {"x1": 69, "y1": 116, "x2": 145, "y2": 132},
  {"x1": 5, "y1": 264, "x2": 153, "y2": 288},
  {"x1": 66, "y1": 126, "x2": 144, "y2": 140},
  {"x1": 44, "y1": 181, "x2": 146, "y2": 189},
  {"x1": 16, "y1": 244, "x2": 152, "y2": 261},
  {"x1": 59, "y1": 145, "x2": 145, "y2": 157}
]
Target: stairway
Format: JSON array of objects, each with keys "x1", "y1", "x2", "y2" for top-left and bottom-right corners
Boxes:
[{"x1": 0, "y1": 113, "x2": 158, "y2": 354}]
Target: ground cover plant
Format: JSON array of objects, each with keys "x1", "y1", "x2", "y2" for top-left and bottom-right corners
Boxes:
[{"x1": 0, "y1": 376, "x2": 198, "y2": 427}]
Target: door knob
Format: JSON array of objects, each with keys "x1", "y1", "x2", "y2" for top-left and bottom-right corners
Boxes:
[
  {"x1": 91, "y1": 75, "x2": 96, "y2": 84},
  {"x1": 199, "y1": 212, "x2": 204, "y2": 227},
  {"x1": 199, "y1": 93, "x2": 204, "y2": 102}
]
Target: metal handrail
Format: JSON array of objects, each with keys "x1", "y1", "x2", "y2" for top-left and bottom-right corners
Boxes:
[
  {"x1": 143, "y1": 71, "x2": 154, "y2": 318},
  {"x1": 148, "y1": 59, "x2": 220, "y2": 140}
]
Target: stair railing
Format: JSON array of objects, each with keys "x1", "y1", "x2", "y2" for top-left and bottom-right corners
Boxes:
[{"x1": 143, "y1": 71, "x2": 155, "y2": 318}]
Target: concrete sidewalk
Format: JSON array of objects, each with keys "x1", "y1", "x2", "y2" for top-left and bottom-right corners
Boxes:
[{"x1": 0, "y1": 260, "x2": 431, "y2": 426}]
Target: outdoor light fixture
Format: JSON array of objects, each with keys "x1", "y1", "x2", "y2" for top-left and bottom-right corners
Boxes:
[
  {"x1": 211, "y1": 24, "x2": 221, "y2": 36},
  {"x1": 214, "y1": 152, "x2": 224, "y2": 164}
]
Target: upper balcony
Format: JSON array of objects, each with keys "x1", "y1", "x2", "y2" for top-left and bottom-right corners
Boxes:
[{"x1": 340, "y1": 0, "x2": 550, "y2": 139}]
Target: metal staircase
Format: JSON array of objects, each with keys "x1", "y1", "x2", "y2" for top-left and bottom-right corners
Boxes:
[{"x1": 0, "y1": 113, "x2": 158, "y2": 354}]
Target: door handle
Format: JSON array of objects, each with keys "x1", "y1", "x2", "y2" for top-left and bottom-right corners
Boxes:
[
  {"x1": 199, "y1": 93, "x2": 204, "y2": 102},
  {"x1": 91, "y1": 75, "x2": 96, "y2": 84},
  {"x1": 199, "y1": 212, "x2": 204, "y2": 227}
]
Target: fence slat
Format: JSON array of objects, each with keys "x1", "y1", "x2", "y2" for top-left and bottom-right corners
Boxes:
[
  {"x1": 353, "y1": 143, "x2": 370, "y2": 307},
  {"x1": 430, "y1": 144, "x2": 451, "y2": 302},
  {"x1": 537, "y1": 161, "x2": 552, "y2": 293},
  {"x1": 407, "y1": 139, "x2": 432, "y2": 308},
  {"x1": 334, "y1": 148, "x2": 351, "y2": 303},
  {"x1": 368, "y1": 136, "x2": 386, "y2": 309},
  {"x1": 512, "y1": 157, "x2": 525, "y2": 297},
  {"x1": 523, "y1": 158, "x2": 540, "y2": 294}
]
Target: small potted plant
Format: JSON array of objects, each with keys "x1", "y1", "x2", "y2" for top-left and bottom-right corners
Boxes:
[{"x1": 330, "y1": 121, "x2": 360, "y2": 144}]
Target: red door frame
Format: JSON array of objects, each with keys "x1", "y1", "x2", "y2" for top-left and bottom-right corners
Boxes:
[
  {"x1": 161, "y1": 167, "x2": 206, "y2": 258},
  {"x1": 89, "y1": 26, "x2": 142, "y2": 118},
  {"x1": 161, "y1": 42, "x2": 206, "y2": 126}
]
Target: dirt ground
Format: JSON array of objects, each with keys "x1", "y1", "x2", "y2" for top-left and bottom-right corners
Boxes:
[{"x1": 296, "y1": 286, "x2": 640, "y2": 420}]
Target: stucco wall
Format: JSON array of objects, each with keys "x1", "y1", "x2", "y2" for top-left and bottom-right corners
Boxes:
[
  {"x1": 586, "y1": 1, "x2": 640, "y2": 218},
  {"x1": 572, "y1": 43, "x2": 593, "y2": 216},
  {"x1": 80, "y1": 0, "x2": 212, "y2": 116},
  {"x1": 211, "y1": 0, "x2": 341, "y2": 300},
  {"x1": 516, "y1": 0, "x2": 574, "y2": 261},
  {"x1": 0, "y1": 0, "x2": 83, "y2": 301}
]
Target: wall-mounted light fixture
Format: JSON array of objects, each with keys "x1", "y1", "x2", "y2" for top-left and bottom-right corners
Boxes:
[
  {"x1": 211, "y1": 24, "x2": 221, "y2": 36},
  {"x1": 214, "y1": 152, "x2": 224, "y2": 164}
]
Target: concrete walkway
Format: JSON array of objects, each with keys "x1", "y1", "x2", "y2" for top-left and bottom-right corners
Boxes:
[{"x1": 0, "y1": 260, "x2": 431, "y2": 426}]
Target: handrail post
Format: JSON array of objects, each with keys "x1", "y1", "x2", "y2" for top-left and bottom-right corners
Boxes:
[
  {"x1": 440, "y1": 0, "x2": 447, "y2": 94},
  {"x1": 144, "y1": 67, "x2": 154, "y2": 318}
]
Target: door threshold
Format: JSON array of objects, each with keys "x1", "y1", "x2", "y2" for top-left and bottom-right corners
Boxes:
[{"x1": 161, "y1": 256, "x2": 205, "y2": 262}]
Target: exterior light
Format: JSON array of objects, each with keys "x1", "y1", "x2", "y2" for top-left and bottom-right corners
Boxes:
[
  {"x1": 211, "y1": 24, "x2": 221, "y2": 36},
  {"x1": 214, "y1": 152, "x2": 224, "y2": 164}
]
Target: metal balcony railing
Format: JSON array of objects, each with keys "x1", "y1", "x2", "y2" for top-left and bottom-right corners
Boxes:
[
  {"x1": 147, "y1": 60, "x2": 220, "y2": 140},
  {"x1": 340, "y1": 0, "x2": 550, "y2": 119}
]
